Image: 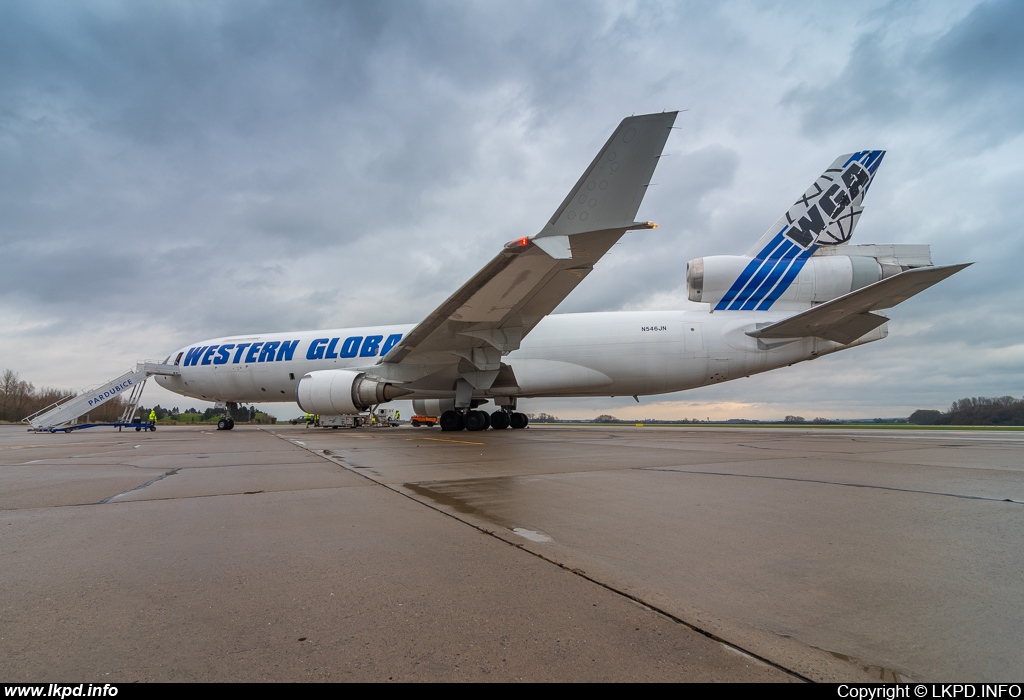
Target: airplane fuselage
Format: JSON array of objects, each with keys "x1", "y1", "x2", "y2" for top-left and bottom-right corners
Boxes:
[
  {"x1": 155, "y1": 309, "x2": 885, "y2": 406},
  {"x1": 23, "y1": 114, "x2": 964, "y2": 434}
]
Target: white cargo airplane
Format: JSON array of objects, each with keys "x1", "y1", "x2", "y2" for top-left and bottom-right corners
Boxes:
[{"x1": 154, "y1": 112, "x2": 969, "y2": 431}]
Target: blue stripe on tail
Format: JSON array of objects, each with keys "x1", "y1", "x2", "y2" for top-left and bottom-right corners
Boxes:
[
  {"x1": 726, "y1": 238, "x2": 793, "y2": 310},
  {"x1": 714, "y1": 230, "x2": 786, "y2": 311},
  {"x1": 755, "y1": 245, "x2": 817, "y2": 310},
  {"x1": 736, "y1": 242, "x2": 801, "y2": 310}
]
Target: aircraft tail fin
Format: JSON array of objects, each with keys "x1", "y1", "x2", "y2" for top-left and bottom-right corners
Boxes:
[
  {"x1": 746, "y1": 150, "x2": 885, "y2": 256},
  {"x1": 538, "y1": 111, "x2": 677, "y2": 239}
]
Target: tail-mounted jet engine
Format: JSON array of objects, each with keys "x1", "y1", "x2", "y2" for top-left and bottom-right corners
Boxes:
[
  {"x1": 686, "y1": 255, "x2": 885, "y2": 307},
  {"x1": 297, "y1": 369, "x2": 412, "y2": 415}
]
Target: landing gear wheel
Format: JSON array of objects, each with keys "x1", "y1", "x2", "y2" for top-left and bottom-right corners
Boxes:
[
  {"x1": 217, "y1": 418, "x2": 228, "y2": 430},
  {"x1": 440, "y1": 411, "x2": 464, "y2": 432},
  {"x1": 489, "y1": 411, "x2": 510, "y2": 430},
  {"x1": 510, "y1": 412, "x2": 529, "y2": 430},
  {"x1": 465, "y1": 410, "x2": 490, "y2": 432},
  {"x1": 226, "y1": 418, "x2": 234, "y2": 430}
]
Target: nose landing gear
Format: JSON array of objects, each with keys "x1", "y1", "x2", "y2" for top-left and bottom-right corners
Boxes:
[{"x1": 216, "y1": 402, "x2": 237, "y2": 430}]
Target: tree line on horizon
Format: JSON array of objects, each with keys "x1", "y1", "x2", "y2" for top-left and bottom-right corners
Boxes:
[
  {"x1": 138, "y1": 404, "x2": 276, "y2": 424},
  {"x1": 909, "y1": 396, "x2": 1024, "y2": 426}
]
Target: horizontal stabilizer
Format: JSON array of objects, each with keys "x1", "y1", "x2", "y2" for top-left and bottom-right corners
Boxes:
[{"x1": 748, "y1": 263, "x2": 971, "y2": 345}]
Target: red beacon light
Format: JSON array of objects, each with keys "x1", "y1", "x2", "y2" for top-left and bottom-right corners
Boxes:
[{"x1": 505, "y1": 236, "x2": 532, "y2": 249}]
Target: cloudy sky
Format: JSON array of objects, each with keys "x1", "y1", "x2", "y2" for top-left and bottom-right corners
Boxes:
[{"x1": 2, "y1": 0, "x2": 1021, "y2": 421}]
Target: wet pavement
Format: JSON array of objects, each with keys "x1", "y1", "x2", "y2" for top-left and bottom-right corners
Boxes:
[{"x1": 2, "y1": 423, "x2": 1022, "y2": 681}]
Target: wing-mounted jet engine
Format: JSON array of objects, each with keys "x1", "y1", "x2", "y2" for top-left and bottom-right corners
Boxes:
[{"x1": 296, "y1": 370, "x2": 412, "y2": 416}]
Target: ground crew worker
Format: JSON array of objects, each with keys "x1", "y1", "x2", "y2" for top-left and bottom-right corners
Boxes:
[{"x1": 148, "y1": 409, "x2": 157, "y2": 424}]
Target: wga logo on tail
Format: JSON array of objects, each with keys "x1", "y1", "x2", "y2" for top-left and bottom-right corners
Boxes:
[{"x1": 783, "y1": 150, "x2": 884, "y2": 249}]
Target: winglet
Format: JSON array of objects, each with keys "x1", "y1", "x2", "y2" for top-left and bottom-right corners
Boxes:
[{"x1": 538, "y1": 112, "x2": 678, "y2": 239}]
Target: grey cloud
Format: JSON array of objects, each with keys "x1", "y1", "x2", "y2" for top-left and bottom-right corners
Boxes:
[
  {"x1": 0, "y1": 241, "x2": 142, "y2": 302},
  {"x1": 784, "y1": 0, "x2": 1024, "y2": 149},
  {"x1": 924, "y1": 0, "x2": 1024, "y2": 96}
]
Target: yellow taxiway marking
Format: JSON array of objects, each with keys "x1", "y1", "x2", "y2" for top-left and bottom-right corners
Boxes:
[
  {"x1": 0, "y1": 442, "x2": 101, "y2": 450},
  {"x1": 419, "y1": 436, "x2": 486, "y2": 446}
]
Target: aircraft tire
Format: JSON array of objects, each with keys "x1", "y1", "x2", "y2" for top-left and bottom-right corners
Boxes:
[
  {"x1": 217, "y1": 418, "x2": 228, "y2": 430},
  {"x1": 510, "y1": 412, "x2": 528, "y2": 430},
  {"x1": 465, "y1": 411, "x2": 488, "y2": 431},
  {"x1": 227, "y1": 418, "x2": 235, "y2": 430},
  {"x1": 490, "y1": 411, "x2": 510, "y2": 430},
  {"x1": 440, "y1": 411, "x2": 464, "y2": 432}
]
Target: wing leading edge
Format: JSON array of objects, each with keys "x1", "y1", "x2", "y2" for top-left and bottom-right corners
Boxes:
[{"x1": 379, "y1": 112, "x2": 678, "y2": 382}]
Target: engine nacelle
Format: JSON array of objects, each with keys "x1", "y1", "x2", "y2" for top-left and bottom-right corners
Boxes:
[
  {"x1": 297, "y1": 369, "x2": 411, "y2": 415},
  {"x1": 687, "y1": 254, "x2": 884, "y2": 306},
  {"x1": 411, "y1": 399, "x2": 456, "y2": 417}
]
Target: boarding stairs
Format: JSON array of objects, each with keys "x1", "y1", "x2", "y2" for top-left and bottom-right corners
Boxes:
[{"x1": 23, "y1": 362, "x2": 181, "y2": 432}]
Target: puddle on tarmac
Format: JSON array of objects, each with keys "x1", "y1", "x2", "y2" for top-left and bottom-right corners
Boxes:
[
  {"x1": 404, "y1": 477, "x2": 531, "y2": 532},
  {"x1": 406, "y1": 480, "x2": 555, "y2": 544},
  {"x1": 405, "y1": 481, "x2": 494, "y2": 519}
]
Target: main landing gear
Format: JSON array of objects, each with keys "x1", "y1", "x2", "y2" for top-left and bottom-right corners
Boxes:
[{"x1": 439, "y1": 409, "x2": 529, "y2": 432}]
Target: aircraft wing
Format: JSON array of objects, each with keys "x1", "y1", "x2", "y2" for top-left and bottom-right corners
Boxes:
[
  {"x1": 379, "y1": 112, "x2": 678, "y2": 376},
  {"x1": 748, "y1": 262, "x2": 972, "y2": 345}
]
